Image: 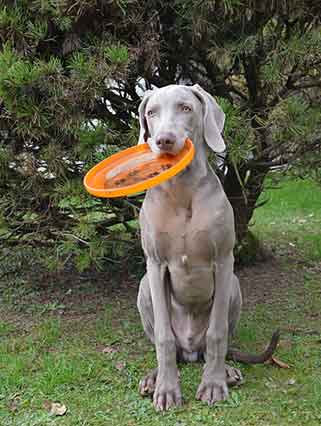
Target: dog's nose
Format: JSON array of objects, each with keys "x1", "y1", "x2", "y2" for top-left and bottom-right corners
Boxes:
[{"x1": 155, "y1": 132, "x2": 176, "y2": 151}]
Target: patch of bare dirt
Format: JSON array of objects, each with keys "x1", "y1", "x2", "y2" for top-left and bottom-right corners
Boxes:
[
  {"x1": 0, "y1": 248, "x2": 318, "y2": 331},
  {"x1": 238, "y1": 256, "x2": 303, "y2": 309}
]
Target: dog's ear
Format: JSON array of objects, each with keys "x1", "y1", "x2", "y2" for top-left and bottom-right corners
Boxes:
[
  {"x1": 138, "y1": 90, "x2": 153, "y2": 145},
  {"x1": 189, "y1": 84, "x2": 226, "y2": 153}
]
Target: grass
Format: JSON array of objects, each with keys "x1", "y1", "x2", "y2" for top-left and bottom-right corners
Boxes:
[
  {"x1": 252, "y1": 177, "x2": 321, "y2": 261},
  {"x1": 0, "y1": 176, "x2": 321, "y2": 425}
]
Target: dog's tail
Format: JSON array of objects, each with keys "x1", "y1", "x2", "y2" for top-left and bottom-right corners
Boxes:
[{"x1": 227, "y1": 329, "x2": 280, "y2": 364}]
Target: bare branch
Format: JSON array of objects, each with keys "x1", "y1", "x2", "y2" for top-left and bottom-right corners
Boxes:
[{"x1": 292, "y1": 81, "x2": 321, "y2": 90}]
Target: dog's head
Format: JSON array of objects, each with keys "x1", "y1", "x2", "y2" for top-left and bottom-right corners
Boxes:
[{"x1": 138, "y1": 84, "x2": 226, "y2": 155}]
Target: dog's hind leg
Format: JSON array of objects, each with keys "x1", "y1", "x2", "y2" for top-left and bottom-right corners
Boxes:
[
  {"x1": 228, "y1": 274, "x2": 242, "y2": 338},
  {"x1": 226, "y1": 274, "x2": 243, "y2": 386}
]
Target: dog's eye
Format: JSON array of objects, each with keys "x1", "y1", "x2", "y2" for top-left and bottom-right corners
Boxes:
[
  {"x1": 181, "y1": 105, "x2": 192, "y2": 112},
  {"x1": 147, "y1": 110, "x2": 155, "y2": 117}
]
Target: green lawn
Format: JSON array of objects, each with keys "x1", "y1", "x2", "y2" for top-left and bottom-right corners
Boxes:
[
  {"x1": 0, "y1": 177, "x2": 320, "y2": 425},
  {"x1": 252, "y1": 177, "x2": 321, "y2": 261}
]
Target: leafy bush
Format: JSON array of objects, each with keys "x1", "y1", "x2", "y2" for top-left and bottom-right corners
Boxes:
[{"x1": 0, "y1": 1, "x2": 320, "y2": 269}]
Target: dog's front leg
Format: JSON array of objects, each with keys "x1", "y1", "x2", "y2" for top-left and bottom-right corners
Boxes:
[
  {"x1": 196, "y1": 253, "x2": 234, "y2": 405},
  {"x1": 147, "y1": 258, "x2": 182, "y2": 411}
]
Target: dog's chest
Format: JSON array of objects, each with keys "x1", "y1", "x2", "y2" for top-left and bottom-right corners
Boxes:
[
  {"x1": 140, "y1": 191, "x2": 222, "y2": 305},
  {"x1": 144, "y1": 208, "x2": 214, "y2": 265},
  {"x1": 149, "y1": 218, "x2": 215, "y2": 305}
]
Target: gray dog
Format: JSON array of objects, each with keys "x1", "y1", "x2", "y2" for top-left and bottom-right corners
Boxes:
[{"x1": 136, "y1": 84, "x2": 278, "y2": 411}]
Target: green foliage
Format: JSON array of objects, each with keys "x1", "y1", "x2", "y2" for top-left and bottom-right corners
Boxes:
[
  {"x1": 270, "y1": 95, "x2": 321, "y2": 181},
  {"x1": 0, "y1": 143, "x2": 10, "y2": 178},
  {"x1": 0, "y1": 1, "x2": 136, "y2": 270},
  {"x1": 105, "y1": 43, "x2": 129, "y2": 64},
  {"x1": 0, "y1": 0, "x2": 320, "y2": 269},
  {"x1": 221, "y1": 99, "x2": 255, "y2": 164}
]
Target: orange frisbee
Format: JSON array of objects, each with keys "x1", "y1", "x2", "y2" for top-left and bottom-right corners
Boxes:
[{"x1": 83, "y1": 138, "x2": 195, "y2": 198}]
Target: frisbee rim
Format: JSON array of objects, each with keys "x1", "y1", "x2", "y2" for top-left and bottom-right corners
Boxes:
[{"x1": 83, "y1": 138, "x2": 195, "y2": 198}]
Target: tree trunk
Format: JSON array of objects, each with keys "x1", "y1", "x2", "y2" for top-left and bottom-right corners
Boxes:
[{"x1": 223, "y1": 163, "x2": 269, "y2": 244}]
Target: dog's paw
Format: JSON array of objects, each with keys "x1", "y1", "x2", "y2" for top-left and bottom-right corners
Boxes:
[
  {"x1": 196, "y1": 379, "x2": 228, "y2": 405},
  {"x1": 139, "y1": 368, "x2": 158, "y2": 396},
  {"x1": 153, "y1": 375, "x2": 182, "y2": 411},
  {"x1": 225, "y1": 364, "x2": 243, "y2": 387}
]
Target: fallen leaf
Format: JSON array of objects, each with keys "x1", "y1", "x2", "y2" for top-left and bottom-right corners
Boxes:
[
  {"x1": 266, "y1": 356, "x2": 290, "y2": 369},
  {"x1": 102, "y1": 346, "x2": 118, "y2": 354},
  {"x1": 287, "y1": 378, "x2": 296, "y2": 385},
  {"x1": 43, "y1": 401, "x2": 67, "y2": 416},
  {"x1": 51, "y1": 403, "x2": 67, "y2": 416}
]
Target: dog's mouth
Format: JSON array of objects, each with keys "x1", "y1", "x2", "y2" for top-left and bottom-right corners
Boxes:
[
  {"x1": 150, "y1": 145, "x2": 178, "y2": 157},
  {"x1": 150, "y1": 139, "x2": 186, "y2": 157},
  {"x1": 157, "y1": 148, "x2": 176, "y2": 156}
]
